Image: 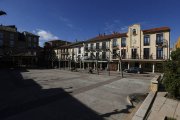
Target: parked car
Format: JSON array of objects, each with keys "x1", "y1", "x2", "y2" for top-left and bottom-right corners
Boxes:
[{"x1": 124, "y1": 67, "x2": 143, "y2": 74}]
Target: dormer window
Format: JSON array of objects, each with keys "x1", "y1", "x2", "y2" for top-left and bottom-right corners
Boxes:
[{"x1": 133, "y1": 29, "x2": 137, "y2": 35}]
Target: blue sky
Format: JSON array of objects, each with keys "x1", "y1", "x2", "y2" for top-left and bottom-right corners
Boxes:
[{"x1": 0, "y1": 0, "x2": 180, "y2": 47}]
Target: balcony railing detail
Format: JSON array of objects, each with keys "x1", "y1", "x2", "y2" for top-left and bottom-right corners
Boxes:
[{"x1": 84, "y1": 46, "x2": 109, "y2": 51}]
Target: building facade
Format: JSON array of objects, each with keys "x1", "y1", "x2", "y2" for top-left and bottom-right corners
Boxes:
[
  {"x1": 0, "y1": 25, "x2": 39, "y2": 67},
  {"x1": 42, "y1": 40, "x2": 71, "y2": 68},
  {"x1": 56, "y1": 41, "x2": 84, "y2": 69},
  {"x1": 53, "y1": 24, "x2": 170, "y2": 73}
]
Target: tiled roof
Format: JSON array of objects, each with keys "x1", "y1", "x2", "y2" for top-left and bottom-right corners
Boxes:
[
  {"x1": 143, "y1": 27, "x2": 170, "y2": 34},
  {"x1": 58, "y1": 41, "x2": 84, "y2": 49},
  {"x1": 86, "y1": 33, "x2": 127, "y2": 43},
  {"x1": 48, "y1": 39, "x2": 71, "y2": 43},
  {"x1": 58, "y1": 44, "x2": 71, "y2": 49},
  {"x1": 69, "y1": 41, "x2": 84, "y2": 47}
]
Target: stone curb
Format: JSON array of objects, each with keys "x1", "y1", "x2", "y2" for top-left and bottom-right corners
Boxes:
[
  {"x1": 132, "y1": 91, "x2": 156, "y2": 120},
  {"x1": 132, "y1": 75, "x2": 160, "y2": 120}
]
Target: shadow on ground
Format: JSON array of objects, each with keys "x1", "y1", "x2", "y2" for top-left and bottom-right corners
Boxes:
[
  {"x1": 0, "y1": 68, "x2": 104, "y2": 120},
  {"x1": 101, "y1": 105, "x2": 134, "y2": 118}
]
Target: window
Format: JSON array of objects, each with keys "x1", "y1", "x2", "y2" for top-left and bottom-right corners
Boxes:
[
  {"x1": 144, "y1": 35, "x2": 150, "y2": 46},
  {"x1": 102, "y1": 42, "x2": 106, "y2": 49},
  {"x1": 34, "y1": 38, "x2": 37, "y2": 42},
  {"x1": 156, "y1": 33, "x2": 163, "y2": 45},
  {"x1": 144, "y1": 48, "x2": 150, "y2": 59},
  {"x1": 133, "y1": 29, "x2": 136, "y2": 35},
  {"x1": 102, "y1": 52, "x2": 106, "y2": 60},
  {"x1": 113, "y1": 50, "x2": 117, "y2": 59},
  {"x1": 85, "y1": 44, "x2": 88, "y2": 51},
  {"x1": 84, "y1": 53, "x2": 88, "y2": 56},
  {"x1": 33, "y1": 44, "x2": 37, "y2": 48},
  {"x1": 131, "y1": 49, "x2": 137, "y2": 59},
  {"x1": 156, "y1": 47, "x2": 163, "y2": 59},
  {"x1": 0, "y1": 32, "x2": 3, "y2": 38},
  {"x1": 10, "y1": 41, "x2": 14, "y2": 47},
  {"x1": 90, "y1": 52, "x2": 94, "y2": 59},
  {"x1": 78, "y1": 47, "x2": 81, "y2": 54},
  {"x1": 10, "y1": 34, "x2": 14, "y2": 40},
  {"x1": 9, "y1": 34, "x2": 15, "y2": 47},
  {"x1": 28, "y1": 37, "x2": 31, "y2": 42},
  {"x1": 113, "y1": 38, "x2": 117, "y2": 47},
  {"x1": 90, "y1": 43, "x2": 94, "y2": 50},
  {"x1": 96, "y1": 43, "x2": 99, "y2": 49},
  {"x1": 28, "y1": 37, "x2": 31, "y2": 48},
  {"x1": 28, "y1": 43, "x2": 31, "y2": 48},
  {"x1": 0, "y1": 32, "x2": 3, "y2": 46},
  {"x1": 96, "y1": 52, "x2": 99, "y2": 59},
  {"x1": 121, "y1": 37, "x2": 126, "y2": 47},
  {"x1": 33, "y1": 52, "x2": 36, "y2": 56},
  {"x1": 121, "y1": 49, "x2": 126, "y2": 59}
]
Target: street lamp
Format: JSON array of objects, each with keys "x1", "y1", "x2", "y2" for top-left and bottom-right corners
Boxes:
[{"x1": 106, "y1": 56, "x2": 110, "y2": 76}]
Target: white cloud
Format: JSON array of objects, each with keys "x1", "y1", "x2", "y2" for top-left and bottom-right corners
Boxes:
[
  {"x1": 34, "y1": 29, "x2": 59, "y2": 47},
  {"x1": 35, "y1": 29, "x2": 58, "y2": 41}
]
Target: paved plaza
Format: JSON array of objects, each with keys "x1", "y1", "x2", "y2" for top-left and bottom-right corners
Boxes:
[
  {"x1": 0, "y1": 69, "x2": 154, "y2": 120},
  {"x1": 147, "y1": 92, "x2": 180, "y2": 120}
]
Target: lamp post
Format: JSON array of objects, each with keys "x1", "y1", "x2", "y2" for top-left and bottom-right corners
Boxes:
[
  {"x1": 69, "y1": 56, "x2": 71, "y2": 70},
  {"x1": 119, "y1": 55, "x2": 123, "y2": 78},
  {"x1": 106, "y1": 56, "x2": 110, "y2": 76},
  {"x1": 59, "y1": 59, "x2": 61, "y2": 70}
]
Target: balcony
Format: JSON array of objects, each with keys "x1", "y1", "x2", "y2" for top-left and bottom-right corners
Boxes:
[
  {"x1": 84, "y1": 46, "x2": 109, "y2": 52},
  {"x1": 112, "y1": 55, "x2": 117, "y2": 59},
  {"x1": 84, "y1": 46, "x2": 89, "y2": 51},
  {"x1": 112, "y1": 44, "x2": 119, "y2": 50},
  {"x1": 101, "y1": 46, "x2": 109, "y2": 51},
  {"x1": 61, "y1": 51, "x2": 69, "y2": 55},
  {"x1": 120, "y1": 55, "x2": 168, "y2": 61},
  {"x1": 83, "y1": 56, "x2": 96, "y2": 60},
  {"x1": 89, "y1": 46, "x2": 96, "y2": 51},
  {"x1": 156, "y1": 41, "x2": 163, "y2": 46}
]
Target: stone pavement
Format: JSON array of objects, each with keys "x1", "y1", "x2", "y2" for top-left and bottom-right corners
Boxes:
[
  {"x1": 147, "y1": 92, "x2": 180, "y2": 120},
  {"x1": 0, "y1": 69, "x2": 153, "y2": 120}
]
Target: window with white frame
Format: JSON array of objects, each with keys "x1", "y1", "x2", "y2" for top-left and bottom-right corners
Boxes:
[
  {"x1": 113, "y1": 38, "x2": 117, "y2": 47},
  {"x1": 121, "y1": 37, "x2": 126, "y2": 47},
  {"x1": 144, "y1": 35, "x2": 150, "y2": 46},
  {"x1": 133, "y1": 29, "x2": 137, "y2": 35},
  {"x1": 156, "y1": 33, "x2": 163, "y2": 45}
]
